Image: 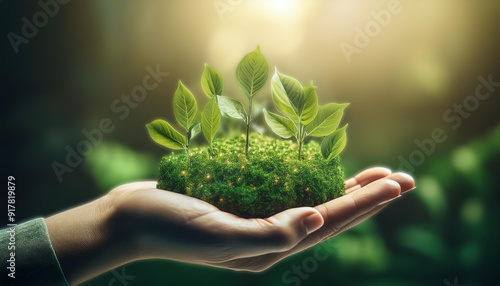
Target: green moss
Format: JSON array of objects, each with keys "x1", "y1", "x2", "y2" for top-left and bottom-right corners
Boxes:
[{"x1": 157, "y1": 133, "x2": 345, "y2": 218}]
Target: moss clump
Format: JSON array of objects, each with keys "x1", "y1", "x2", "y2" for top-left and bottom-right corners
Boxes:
[{"x1": 157, "y1": 133, "x2": 344, "y2": 218}]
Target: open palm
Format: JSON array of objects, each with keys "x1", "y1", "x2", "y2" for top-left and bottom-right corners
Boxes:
[{"x1": 108, "y1": 167, "x2": 414, "y2": 271}]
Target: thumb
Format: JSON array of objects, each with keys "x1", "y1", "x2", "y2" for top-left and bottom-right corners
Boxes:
[
  {"x1": 219, "y1": 207, "x2": 324, "y2": 261},
  {"x1": 262, "y1": 207, "x2": 324, "y2": 252}
]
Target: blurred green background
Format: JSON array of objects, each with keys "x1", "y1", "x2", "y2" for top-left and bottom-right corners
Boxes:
[{"x1": 2, "y1": 1, "x2": 500, "y2": 285}]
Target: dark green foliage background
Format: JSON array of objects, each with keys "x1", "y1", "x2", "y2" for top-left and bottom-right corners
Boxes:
[
  {"x1": 3, "y1": 1, "x2": 500, "y2": 286},
  {"x1": 158, "y1": 133, "x2": 344, "y2": 218}
]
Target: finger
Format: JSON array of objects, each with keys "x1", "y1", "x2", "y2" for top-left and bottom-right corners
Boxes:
[
  {"x1": 216, "y1": 204, "x2": 394, "y2": 271},
  {"x1": 331, "y1": 173, "x2": 415, "y2": 235},
  {"x1": 317, "y1": 179, "x2": 401, "y2": 239},
  {"x1": 347, "y1": 172, "x2": 415, "y2": 197},
  {"x1": 309, "y1": 174, "x2": 413, "y2": 244},
  {"x1": 345, "y1": 167, "x2": 392, "y2": 194},
  {"x1": 383, "y1": 172, "x2": 415, "y2": 194},
  {"x1": 213, "y1": 207, "x2": 324, "y2": 262},
  {"x1": 312, "y1": 173, "x2": 413, "y2": 243},
  {"x1": 331, "y1": 203, "x2": 390, "y2": 237},
  {"x1": 213, "y1": 179, "x2": 403, "y2": 270},
  {"x1": 345, "y1": 167, "x2": 392, "y2": 188},
  {"x1": 320, "y1": 200, "x2": 394, "y2": 242},
  {"x1": 247, "y1": 178, "x2": 401, "y2": 259},
  {"x1": 343, "y1": 176, "x2": 415, "y2": 231}
]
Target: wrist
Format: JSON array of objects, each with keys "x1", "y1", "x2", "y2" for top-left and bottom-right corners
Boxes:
[{"x1": 46, "y1": 193, "x2": 137, "y2": 285}]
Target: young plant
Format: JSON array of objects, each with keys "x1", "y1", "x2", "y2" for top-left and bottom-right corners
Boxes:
[
  {"x1": 202, "y1": 96, "x2": 221, "y2": 156},
  {"x1": 217, "y1": 46, "x2": 269, "y2": 158},
  {"x1": 201, "y1": 64, "x2": 224, "y2": 98},
  {"x1": 146, "y1": 80, "x2": 200, "y2": 165},
  {"x1": 200, "y1": 64, "x2": 223, "y2": 156},
  {"x1": 264, "y1": 68, "x2": 349, "y2": 160}
]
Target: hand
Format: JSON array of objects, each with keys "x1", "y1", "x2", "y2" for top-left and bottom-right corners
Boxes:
[
  {"x1": 214, "y1": 167, "x2": 415, "y2": 271},
  {"x1": 46, "y1": 167, "x2": 414, "y2": 285}
]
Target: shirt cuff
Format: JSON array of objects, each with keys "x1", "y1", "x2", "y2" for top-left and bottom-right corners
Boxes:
[{"x1": 1, "y1": 218, "x2": 69, "y2": 285}]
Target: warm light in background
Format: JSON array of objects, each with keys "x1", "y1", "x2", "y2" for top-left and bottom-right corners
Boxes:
[
  {"x1": 268, "y1": 0, "x2": 299, "y2": 15},
  {"x1": 83, "y1": 0, "x2": 500, "y2": 164},
  {"x1": 4, "y1": 1, "x2": 500, "y2": 285}
]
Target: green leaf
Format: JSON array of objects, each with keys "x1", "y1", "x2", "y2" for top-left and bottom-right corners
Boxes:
[
  {"x1": 146, "y1": 120, "x2": 186, "y2": 150},
  {"x1": 236, "y1": 46, "x2": 269, "y2": 99},
  {"x1": 301, "y1": 83, "x2": 319, "y2": 125},
  {"x1": 271, "y1": 68, "x2": 304, "y2": 123},
  {"x1": 188, "y1": 123, "x2": 201, "y2": 140},
  {"x1": 306, "y1": 103, "x2": 349, "y2": 137},
  {"x1": 201, "y1": 64, "x2": 224, "y2": 98},
  {"x1": 218, "y1": 95, "x2": 247, "y2": 121},
  {"x1": 321, "y1": 124, "x2": 348, "y2": 160},
  {"x1": 173, "y1": 81, "x2": 198, "y2": 130},
  {"x1": 263, "y1": 109, "x2": 298, "y2": 139},
  {"x1": 201, "y1": 96, "x2": 221, "y2": 146}
]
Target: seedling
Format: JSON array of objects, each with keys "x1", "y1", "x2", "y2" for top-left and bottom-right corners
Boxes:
[
  {"x1": 146, "y1": 46, "x2": 350, "y2": 218},
  {"x1": 146, "y1": 81, "x2": 200, "y2": 166},
  {"x1": 201, "y1": 95, "x2": 221, "y2": 156},
  {"x1": 200, "y1": 64, "x2": 224, "y2": 156},
  {"x1": 218, "y1": 46, "x2": 269, "y2": 158},
  {"x1": 264, "y1": 68, "x2": 349, "y2": 160}
]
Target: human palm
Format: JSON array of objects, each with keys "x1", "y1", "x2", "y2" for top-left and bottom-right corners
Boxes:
[{"x1": 109, "y1": 167, "x2": 414, "y2": 271}]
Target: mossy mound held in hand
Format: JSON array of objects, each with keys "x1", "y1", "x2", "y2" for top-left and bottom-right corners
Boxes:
[{"x1": 157, "y1": 133, "x2": 345, "y2": 218}]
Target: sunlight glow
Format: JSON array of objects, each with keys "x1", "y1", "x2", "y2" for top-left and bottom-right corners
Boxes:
[{"x1": 268, "y1": 0, "x2": 299, "y2": 16}]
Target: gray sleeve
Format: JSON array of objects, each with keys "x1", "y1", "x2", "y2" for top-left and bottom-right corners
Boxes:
[{"x1": 1, "y1": 218, "x2": 69, "y2": 286}]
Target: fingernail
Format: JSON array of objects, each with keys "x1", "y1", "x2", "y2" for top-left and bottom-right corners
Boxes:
[
  {"x1": 377, "y1": 195, "x2": 402, "y2": 206},
  {"x1": 303, "y1": 213, "x2": 324, "y2": 234},
  {"x1": 403, "y1": 186, "x2": 417, "y2": 194}
]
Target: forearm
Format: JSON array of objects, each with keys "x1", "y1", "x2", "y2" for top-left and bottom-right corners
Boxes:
[{"x1": 45, "y1": 194, "x2": 136, "y2": 285}]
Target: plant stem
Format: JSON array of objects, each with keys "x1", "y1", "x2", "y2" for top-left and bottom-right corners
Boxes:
[
  {"x1": 245, "y1": 124, "x2": 250, "y2": 158},
  {"x1": 297, "y1": 123, "x2": 304, "y2": 161},
  {"x1": 298, "y1": 139, "x2": 302, "y2": 161},
  {"x1": 186, "y1": 132, "x2": 190, "y2": 167},
  {"x1": 245, "y1": 99, "x2": 253, "y2": 159}
]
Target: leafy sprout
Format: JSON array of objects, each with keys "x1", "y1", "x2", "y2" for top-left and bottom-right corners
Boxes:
[
  {"x1": 200, "y1": 64, "x2": 223, "y2": 156},
  {"x1": 264, "y1": 68, "x2": 349, "y2": 160},
  {"x1": 218, "y1": 46, "x2": 269, "y2": 158},
  {"x1": 146, "y1": 46, "x2": 349, "y2": 166},
  {"x1": 201, "y1": 96, "x2": 221, "y2": 156},
  {"x1": 201, "y1": 63, "x2": 224, "y2": 98},
  {"x1": 146, "y1": 80, "x2": 200, "y2": 166}
]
